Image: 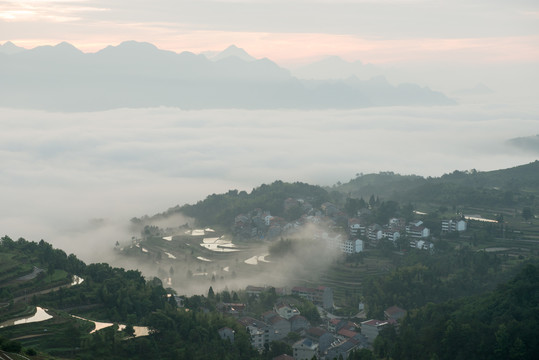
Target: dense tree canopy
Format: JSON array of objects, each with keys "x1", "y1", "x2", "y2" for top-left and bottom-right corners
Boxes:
[
  {"x1": 383, "y1": 264, "x2": 539, "y2": 359},
  {"x1": 156, "y1": 181, "x2": 330, "y2": 227}
]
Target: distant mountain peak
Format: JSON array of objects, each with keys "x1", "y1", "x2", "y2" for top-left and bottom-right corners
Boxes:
[
  {"x1": 96, "y1": 40, "x2": 168, "y2": 57},
  {"x1": 210, "y1": 44, "x2": 256, "y2": 62},
  {"x1": 0, "y1": 41, "x2": 26, "y2": 55},
  {"x1": 54, "y1": 41, "x2": 83, "y2": 54},
  {"x1": 0, "y1": 40, "x2": 455, "y2": 110},
  {"x1": 117, "y1": 40, "x2": 158, "y2": 49},
  {"x1": 26, "y1": 41, "x2": 82, "y2": 57}
]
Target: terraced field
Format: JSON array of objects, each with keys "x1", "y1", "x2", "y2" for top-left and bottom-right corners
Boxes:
[{"x1": 317, "y1": 255, "x2": 395, "y2": 306}]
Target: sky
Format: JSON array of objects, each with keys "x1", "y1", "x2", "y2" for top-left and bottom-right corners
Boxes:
[{"x1": 1, "y1": 0, "x2": 538, "y2": 67}]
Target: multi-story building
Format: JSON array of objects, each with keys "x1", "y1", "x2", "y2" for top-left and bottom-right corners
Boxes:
[
  {"x1": 406, "y1": 221, "x2": 430, "y2": 239},
  {"x1": 292, "y1": 286, "x2": 334, "y2": 309},
  {"x1": 349, "y1": 219, "x2": 367, "y2": 238},
  {"x1": 360, "y1": 319, "x2": 388, "y2": 344},
  {"x1": 293, "y1": 338, "x2": 319, "y2": 360},
  {"x1": 382, "y1": 229, "x2": 400, "y2": 242},
  {"x1": 238, "y1": 317, "x2": 270, "y2": 349},
  {"x1": 305, "y1": 327, "x2": 334, "y2": 354},
  {"x1": 367, "y1": 224, "x2": 383, "y2": 245},
  {"x1": 317, "y1": 232, "x2": 363, "y2": 254},
  {"x1": 441, "y1": 219, "x2": 467, "y2": 233},
  {"x1": 341, "y1": 239, "x2": 363, "y2": 254}
]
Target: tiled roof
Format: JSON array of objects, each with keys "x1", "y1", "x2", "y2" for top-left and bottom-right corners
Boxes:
[{"x1": 337, "y1": 328, "x2": 358, "y2": 338}]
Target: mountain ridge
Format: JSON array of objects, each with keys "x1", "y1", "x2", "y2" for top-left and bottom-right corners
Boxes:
[{"x1": 0, "y1": 40, "x2": 455, "y2": 111}]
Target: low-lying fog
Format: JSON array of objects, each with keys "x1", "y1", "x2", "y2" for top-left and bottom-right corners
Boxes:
[{"x1": 1, "y1": 102, "x2": 537, "y2": 285}]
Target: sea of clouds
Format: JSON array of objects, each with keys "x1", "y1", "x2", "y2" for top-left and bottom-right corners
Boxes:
[{"x1": 1, "y1": 103, "x2": 537, "y2": 264}]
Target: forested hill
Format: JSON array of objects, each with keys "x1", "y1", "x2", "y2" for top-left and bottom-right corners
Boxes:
[
  {"x1": 334, "y1": 160, "x2": 539, "y2": 208},
  {"x1": 374, "y1": 263, "x2": 539, "y2": 359},
  {"x1": 0, "y1": 236, "x2": 260, "y2": 360},
  {"x1": 156, "y1": 181, "x2": 330, "y2": 227},
  {"x1": 148, "y1": 161, "x2": 538, "y2": 228}
]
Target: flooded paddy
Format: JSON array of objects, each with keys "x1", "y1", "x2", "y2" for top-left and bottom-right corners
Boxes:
[{"x1": 0, "y1": 307, "x2": 52, "y2": 328}]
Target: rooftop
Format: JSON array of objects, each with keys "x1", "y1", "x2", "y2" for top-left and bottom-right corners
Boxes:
[{"x1": 361, "y1": 319, "x2": 388, "y2": 327}]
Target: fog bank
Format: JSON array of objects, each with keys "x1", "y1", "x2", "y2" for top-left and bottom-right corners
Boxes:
[{"x1": 0, "y1": 104, "x2": 537, "y2": 264}]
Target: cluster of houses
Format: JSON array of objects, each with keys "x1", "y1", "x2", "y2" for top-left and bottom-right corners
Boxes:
[
  {"x1": 233, "y1": 198, "x2": 468, "y2": 257},
  {"x1": 244, "y1": 285, "x2": 334, "y2": 310},
  {"x1": 217, "y1": 284, "x2": 408, "y2": 359},
  {"x1": 348, "y1": 216, "x2": 432, "y2": 250}
]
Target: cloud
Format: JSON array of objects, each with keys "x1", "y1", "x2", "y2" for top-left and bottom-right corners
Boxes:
[
  {"x1": 0, "y1": 1, "x2": 108, "y2": 22},
  {"x1": 2, "y1": 0, "x2": 538, "y2": 67},
  {"x1": 0, "y1": 103, "x2": 536, "y2": 264}
]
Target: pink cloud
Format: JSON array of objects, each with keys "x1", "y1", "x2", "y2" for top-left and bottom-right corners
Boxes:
[{"x1": 4, "y1": 25, "x2": 538, "y2": 66}]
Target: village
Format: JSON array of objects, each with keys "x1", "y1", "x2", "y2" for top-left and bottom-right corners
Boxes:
[
  {"x1": 232, "y1": 197, "x2": 468, "y2": 255},
  {"x1": 209, "y1": 198, "x2": 470, "y2": 359},
  {"x1": 212, "y1": 283, "x2": 406, "y2": 360},
  {"x1": 129, "y1": 197, "x2": 484, "y2": 360}
]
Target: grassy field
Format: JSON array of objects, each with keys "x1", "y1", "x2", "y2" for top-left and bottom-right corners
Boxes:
[{"x1": 0, "y1": 253, "x2": 33, "y2": 284}]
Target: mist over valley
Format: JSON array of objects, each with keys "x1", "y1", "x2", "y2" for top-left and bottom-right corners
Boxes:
[
  {"x1": 1, "y1": 103, "x2": 536, "y2": 279},
  {"x1": 1, "y1": 1, "x2": 538, "y2": 354}
]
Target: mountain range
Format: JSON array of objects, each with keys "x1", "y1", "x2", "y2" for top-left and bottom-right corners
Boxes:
[
  {"x1": 0, "y1": 41, "x2": 455, "y2": 111},
  {"x1": 291, "y1": 55, "x2": 382, "y2": 81}
]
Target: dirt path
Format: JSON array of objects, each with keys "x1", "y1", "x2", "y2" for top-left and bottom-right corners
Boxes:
[
  {"x1": 15, "y1": 267, "x2": 44, "y2": 282},
  {"x1": 12, "y1": 284, "x2": 68, "y2": 304},
  {"x1": 11, "y1": 333, "x2": 51, "y2": 341}
]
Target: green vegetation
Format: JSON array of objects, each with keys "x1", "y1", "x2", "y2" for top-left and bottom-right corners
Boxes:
[
  {"x1": 0, "y1": 237, "x2": 296, "y2": 360},
  {"x1": 151, "y1": 180, "x2": 330, "y2": 227},
  {"x1": 268, "y1": 238, "x2": 296, "y2": 257},
  {"x1": 374, "y1": 264, "x2": 539, "y2": 359},
  {"x1": 335, "y1": 161, "x2": 539, "y2": 213},
  {"x1": 1, "y1": 162, "x2": 538, "y2": 359},
  {"x1": 362, "y1": 247, "x2": 507, "y2": 319}
]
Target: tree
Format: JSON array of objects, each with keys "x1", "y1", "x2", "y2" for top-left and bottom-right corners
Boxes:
[
  {"x1": 373, "y1": 325, "x2": 397, "y2": 358},
  {"x1": 522, "y1": 207, "x2": 533, "y2": 221},
  {"x1": 208, "y1": 286, "x2": 215, "y2": 299},
  {"x1": 284, "y1": 204, "x2": 303, "y2": 221},
  {"x1": 1, "y1": 340, "x2": 22, "y2": 353},
  {"x1": 221, "y1": 290, "x2": 231, "y2": 303},
  {"x1": 124, "y1": 324, "x2": 136, "y2": 337}
]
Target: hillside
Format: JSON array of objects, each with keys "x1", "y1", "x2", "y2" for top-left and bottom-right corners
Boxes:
[
  {"x1": 333, "y1": 161, "x2": 539, "y2": 209},
  {"x1": 1, "y1": 160, "x2": 539, "y2": 359},
  {"x1": 0, "y1": 237, "x2": 259, "y2": 360},
  {"x1": 153, "y1": 180, "x2": 331, "y2": 228},
  {"x1": 375, "y1": 263, "x2": 539, "y2": 359},
  {"x1": 145, "y1": 162, "x2": 538, "y2": 230}
]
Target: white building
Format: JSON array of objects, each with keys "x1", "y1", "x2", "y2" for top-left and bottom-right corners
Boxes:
[
  {"x1": 349, "y1": 220, "x2": 367, "y2": 237},
  {"x1": 360, "y1": 319, "x2": 388, "y2": 344},
  {"x1": 275, "y1": 304, "x2": 301, "y2": 320},
  {"x1": 441, "y1": 219, "x2": 467, "y2": 232},
  {"x1": 292, "y1": 286, "x2": 334, "y2": 309},
  {"x1": 415, "y1": 240, "x2": 434, "y2": 251},
  {"x1": 382, "y1": 230, "x2": 400, "y2": 242},
  {"x1": 318, "y1": 233, "x2": 363, "y2": 254},
  {"x1": 367, "y1": 225, "x2": 383, "y2": 244},
  {"x1": 293, "y1": 338, "x2": 319, "y2": 360},
  {"x1": 406, "y1": 221, "x2": 430, "y2": 239},
  {"x1": 339, "y1": 239, "x2": 363, "y2": 254},
  {"x1": 246, "y1": 325, "x2": 266, "y2": 349}
]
